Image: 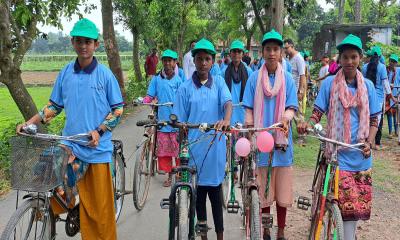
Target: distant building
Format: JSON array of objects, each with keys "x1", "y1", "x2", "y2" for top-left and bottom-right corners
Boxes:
[{"x1": 312, "y1": 24, "x2": 393, "y2": 60}]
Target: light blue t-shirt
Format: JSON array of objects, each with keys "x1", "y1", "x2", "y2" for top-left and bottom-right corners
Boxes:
[
  {"x1": 210, "y1": 63, "x2": 221, "y2": 77},
  {"x1": 173, "y1": 75, "x2": 232, "y2": 186},
  {"x1": 362, "y1": 62, "x2": 388, "y2": 106},
  {"x1": 222, "y1": 65, "x2": 253, "y2": 125},
  {"x1": 242, "y1": 70, "x2": 298, "y2": 167},
  {"x1": 388, "y1": 67, "x2": 400, "y2": 107},
  {"x1": 147, "y1": 73, "x2": 183, "y2": 132},
  {"x1": 178, "y1": 68, "x2": 186, "y2": 82},
  {"x1": 50, "y1": 59, "x2": 124, "y2": 163},
  {"x1": 314, "y1": 75, "x2": 381, "y2": 171}
]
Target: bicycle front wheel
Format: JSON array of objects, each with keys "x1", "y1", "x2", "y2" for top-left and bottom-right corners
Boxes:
[
  {"x1": 177, "y1": 188, "x2": 190, "y2": 240},
  {"x1": 221, "y1": 136, "x2": 232, "y2": 208},
  {"x1": 112, "y1": 152, "x2": 125, "y2": 222},
  {"x1": 310, "y1": 202, "x2": 344, "y2": 240},
  {"x1": 0, "y1": 198, "x2": 55, "y2": 240},
  {"x1": 132, "y1": 138, "x2": 153, "y2": 210},
  {"x1": 250, "y1": 189, "x2": 261, "y2": 240}
]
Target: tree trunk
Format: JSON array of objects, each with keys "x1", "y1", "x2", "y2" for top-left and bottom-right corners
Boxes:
[
  {"x1": 0, "y1": 1, "x2": 38, "y2": 121},
  {"x1": 354, "y1": 0, "x2": 361, "y2": 23},
  {"x1": 269, "y1": 0, "x2": 284, "y2": 33},
  {"x1": 338, "y1": 0, "x2": 345, "y2": 24},
  {"x1": 101, "y1": 0, "x2": 126, "y2": 102},
  {"x1": 250, "y1": 0, "x2": 266, "y2": 34},
  {"x1": 132, "y1": 26, "x2": 143, "y2": 82}
]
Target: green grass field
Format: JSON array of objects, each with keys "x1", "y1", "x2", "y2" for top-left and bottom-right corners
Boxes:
[{"x1": 21, "y1": 59, "x2": 133, "y2": 72}]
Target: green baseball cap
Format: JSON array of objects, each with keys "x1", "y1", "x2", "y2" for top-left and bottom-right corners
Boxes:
[
  {"x1": 161, "y1": 49, "x2": 178, "y2": 60},
  {"x1": 230, "y1": 40, "x2": 245, "y2": 52},
  {"x1": 389, "y1": 53, "x2": 399, "y2": 63},
  {"x1": 371, "y1": 46, "x2": 382, "y2": 56},
  {"x1": 191, "y1": 38, "x2": 216, "y2": 57},
  {"x1": 336, "y1": 34, "x2": 362, "y2": 51},
  {"x1": 365, "y1": 49, "x2": 373, "y2": 57},
  {"x1": 70, "y1": 18, "x2": 99, "y2": 40},
  {"x1": 261, "y1": 29, "x2": 283, "y2": 46},
  {"x1": 303, "y1": 50, "x2": 310, "y2": 58},
  {"x1": 244, "y1": 49, "x2": 249, "y2": 53}
]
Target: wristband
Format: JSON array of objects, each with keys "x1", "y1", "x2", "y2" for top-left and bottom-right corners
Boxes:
[{"x1": 96, "y1": 127, "x2": 105, "y2": 137}]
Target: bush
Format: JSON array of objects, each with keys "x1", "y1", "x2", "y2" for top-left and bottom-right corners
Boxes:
[{"x1": 126, "y1": 68, "x2": 148, "y2": 102}]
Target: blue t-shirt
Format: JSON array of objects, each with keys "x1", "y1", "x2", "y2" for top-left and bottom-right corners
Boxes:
[
  {"x1": 242, "y1": 70, "x2": 298, "y2": 167},
  {"x1": 362, "y1": 62, "x2": 388, "y2": 106},
  {"x1": 147, "y1": 73, "x2": 183, "y2": 132},
  {"x1": 178, "y1": 68, "x2": 186, "y2": 82},
  {"x1": 173, "y1": 75, "x2": 232, "y2": 186},
  {"x1": 314, "y1": 75, "x2": 381, "y2": 171},
  {"x1": 50, "y1": 59, "x2": 124, "y2": 163},
  {"x1": 210, "y1": 63, "x2": 221, "y2": 77},
  {"x1": 388, "y1": 67, "x2": 400, "y2": 107},
  {"x1": 222, "y1": 65, "x2": 253, "y2": 125}
]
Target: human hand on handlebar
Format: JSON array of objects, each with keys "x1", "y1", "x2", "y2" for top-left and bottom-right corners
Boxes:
[
  {"x1": 297, "y1": 121, "x2": 313, "y2": 135},
  {"x1": 361, "y1": 141, "x2": 372, "y2": 158},
  {"x1": 214, "y1": 119, "x2": 230, "y2": 131}
]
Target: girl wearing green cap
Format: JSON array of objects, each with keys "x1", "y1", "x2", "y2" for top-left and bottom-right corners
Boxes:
[
  {"x1": 362, "y1": 46, "x2": 392, "y2": 150},
  {"x1": 173, "y1": 38, "x2": 232, "y2": 240},
  {"x1": 143, "y1": 49, "x2": 183, "y2": 187},
  {"x1": 299, "y1": 34, "x2": 380, "y2": 240},
  {"x1": 242, "y1": 29, "x2": 298, "y2": 240},
  {"x1": 385, "y1": 54, "x2": 400, "y2": 137}
]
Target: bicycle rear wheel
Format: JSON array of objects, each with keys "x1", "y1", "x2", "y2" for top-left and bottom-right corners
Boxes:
[
  {"x1": 0, "y1": 198, "x2": 55, "y2": 240},
  {"x1": 177, "y1": 188, "x2": 190, "y2": 240},
  {"x1": 249, "y1": 189, "x2": 261, "y2": 240},
  {"x1": 112, "y1": 152, "x2": 125, "y2": 221},
  {"x1": 133, "y1": 138, "x2": 153, "y2": 210}
]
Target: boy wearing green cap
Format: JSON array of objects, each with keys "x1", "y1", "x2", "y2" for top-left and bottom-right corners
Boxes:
[
  {"x1": 173, "y1": 38, "x2": 232, "y2": 240},
  {"x1": 143, "y1": 49, "x2": 183, "y2": 187},
  {"x1": 299, "y1": 34, "x2": 380, "y2": 240},
  {"x1": 385, "y1": 54, "x2": 400, "y2": 136},
  {"x1": 223, "y1": 39, "x2": 253, "y2": 125},
  {"x1": 17, "y1": 18, "x2": 123, "y2": 239}
]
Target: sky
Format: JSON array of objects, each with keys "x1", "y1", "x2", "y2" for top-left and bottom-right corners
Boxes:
[{"x1": 39, "y1": 0, "x2": 334, "y2": 42}]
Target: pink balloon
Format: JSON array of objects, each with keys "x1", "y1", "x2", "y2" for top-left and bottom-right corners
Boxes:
[
  {"x1": 256, "y1": 131, "x2": 274, "y2": 153},
  {"x1": 235, "y1": 137, "x2": 251, "y2": 157}
]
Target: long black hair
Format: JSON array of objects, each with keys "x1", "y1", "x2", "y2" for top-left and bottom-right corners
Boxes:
[{"x1": 366, "y1": 54, "x2": 379, "y2": 86}]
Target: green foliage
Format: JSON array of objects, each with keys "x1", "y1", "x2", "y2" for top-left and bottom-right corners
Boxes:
[{"x1": 125, "y1": 68, "x2": 148, "y2": 102}]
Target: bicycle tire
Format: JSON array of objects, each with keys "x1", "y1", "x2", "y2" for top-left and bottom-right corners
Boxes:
[
  {"x1": 221, "y1": 136, "x2": 232, "y2": 208},
  {"x1": 311, "y1": 202, "x2": 344, "y2": 240},
  {"x1": 309, "y1": 163, "x2": 325, "y2": 240},
  {"x1": 132, "y1": 138, "x2": 153, "y2": 210},
  {"x1": 1, "y1": 198, "x2": 55, "y2": 240},
  {"x1": 113, "y1": 152, "x2": 125, "y2": 221},
  {"x1": 249, "y1": 189, "x2": 261, "y2": 240},
  {"x1": 177, "y1": 188, "x2": 190, "y2": 240}
]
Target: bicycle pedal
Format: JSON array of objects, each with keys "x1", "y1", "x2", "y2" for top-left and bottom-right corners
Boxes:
[
  {"x1": 227, "y1": 200, "x2": 240, "y2": 214},
  {"x1": 195, "y1": 223, "x2": 211, "y2": 236},
  {"x1": 160, "y1": 198, "x2": 170, "y2": 209},
  {"x1": 262, "y1": 213, "x2": 273, "y2": 229},
  {"x1": 297, "y1": 196, "x2": 311, "y2": 210}
]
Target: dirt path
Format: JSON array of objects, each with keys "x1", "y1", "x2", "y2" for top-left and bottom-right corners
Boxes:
[{"x1": 21, "y1": 71, "x2": 129, "y2": 85}]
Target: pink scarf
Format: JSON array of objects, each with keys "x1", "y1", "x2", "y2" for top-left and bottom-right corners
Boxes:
[
  {"x1": 327, "y1": 69, "x2": 369, "y2": 154},
  {"x1": 253, "y1": 63, "x2": 287, "y2": 145}
]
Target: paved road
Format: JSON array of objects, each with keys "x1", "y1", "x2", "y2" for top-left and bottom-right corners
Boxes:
[{"x1": 0, "y1": 107, "x2": 245, "y2": 240}]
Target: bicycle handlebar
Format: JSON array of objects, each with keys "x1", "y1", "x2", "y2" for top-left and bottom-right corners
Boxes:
[
  {"x1": 19, "y1": 124, "x2": 92, "y2": 145},
  {"x1": 229, "y1": 123, "x2": 284, "y2": 133},
  {"x1": 306, "y1": 124, "x2": 364, "y2": 151}
]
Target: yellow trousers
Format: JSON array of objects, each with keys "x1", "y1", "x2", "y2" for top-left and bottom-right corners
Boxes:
[
  {"x1": 77, "y1": 163, "x2": 117, "y2": 240},
  {"x1": 51, "y1": 163, "x2": 117, "y2": 239}
]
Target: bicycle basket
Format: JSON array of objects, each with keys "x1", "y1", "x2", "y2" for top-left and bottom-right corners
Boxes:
[{"x1": 10, "y1": 136, "x2": 69, "y2": 192}]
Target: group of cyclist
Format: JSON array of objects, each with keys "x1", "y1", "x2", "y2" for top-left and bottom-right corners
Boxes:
[{"x1": 15, "y1": 17, "x2": 392, "y2": 240}]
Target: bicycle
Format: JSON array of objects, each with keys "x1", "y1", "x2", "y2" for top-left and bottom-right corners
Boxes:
[
  {"x1": 221, "y1": 103, "x2": 243, "y2": 210},
  {"x1": 133, "y1": 101, "x2": 174, "y2": 210},
  {"x1": 138, "y1": 114, "x2": 224, "y2": 240},
  {"x1": 228, "y1": 123, "x2": 285, "y2": 240},
  {"x1": 0, "y1": 126, "x2": 126, "y2": 240},
  {"x1": 307, "y1": 81, "x2": 318, "y2": 107},
  {"x1": 297, "y1": 124, "x2": 365, "y2": 240}
]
